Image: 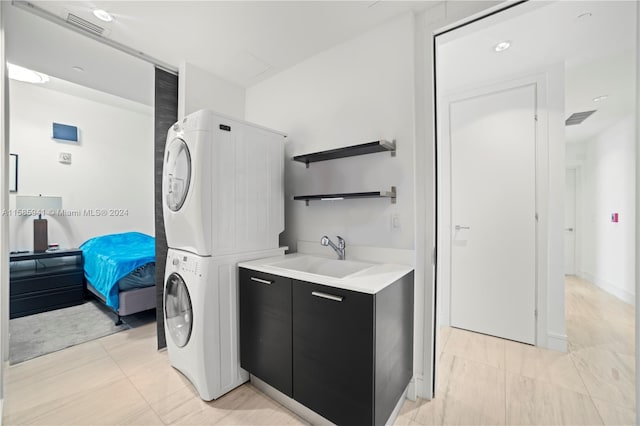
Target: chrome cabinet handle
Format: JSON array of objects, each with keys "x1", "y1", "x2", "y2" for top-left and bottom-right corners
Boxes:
[
  {"x1": 455, "y1": 225, "x2": 470, "y2": 231},
  {"x1": 250, "y1": 277, "x2": 273, "y2": 285},
  {"x1": 312, "y1": 291, "x2": 343, "y2": 302}
]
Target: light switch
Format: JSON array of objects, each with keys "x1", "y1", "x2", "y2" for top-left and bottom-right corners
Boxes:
[{"x1": 391, "y1": 213, "x2": 400, "y2": 230}]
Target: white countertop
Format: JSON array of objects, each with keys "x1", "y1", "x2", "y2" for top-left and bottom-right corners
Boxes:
[{"x1": 238, "y1": 253, "x2": 414, "y2": 294}]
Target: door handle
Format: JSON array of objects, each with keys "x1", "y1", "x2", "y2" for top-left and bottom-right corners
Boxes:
[
  {"x1": 565, "y1": 228, "x2": 574, "y2": 232},
  {"x1": 455, "y1": 225, "x2": 470, "y2": 231},
  {"x1": 250, "y1": 277, "x2": 273, "y2": 285},
  {"x1": 311, "y1": 291, "x2": 343, "y2": 302}
]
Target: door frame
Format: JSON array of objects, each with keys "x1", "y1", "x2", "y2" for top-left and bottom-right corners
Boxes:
[
  {"x1": 564, "y1": 166, "x2": 582, "y2": 276},
  {"x1": 436, "y1": 73, "x2": 549, "y2": 348}
]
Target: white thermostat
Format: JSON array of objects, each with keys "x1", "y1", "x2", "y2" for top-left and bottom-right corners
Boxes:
[{"x1": 58, "y1": 152, "x2": 72, "y2": 164}]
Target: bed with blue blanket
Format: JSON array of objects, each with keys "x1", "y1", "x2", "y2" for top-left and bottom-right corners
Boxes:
[{"x1": 80, "y1": 232, "x2": 156, "y2": 323}]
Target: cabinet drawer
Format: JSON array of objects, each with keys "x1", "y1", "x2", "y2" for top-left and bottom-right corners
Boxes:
[
  {"x1": 239, "y1": 268, "x2": 293, "y2": 397},
  {"x1": 292, "y1": 280, "x2": 374, "y2": 425},
  {"x1": 10, "y1": 286, "x2": 84, "y2": 319},
  {"x1": 10, "y1": 271, "x2": 84, "y2": 297}
]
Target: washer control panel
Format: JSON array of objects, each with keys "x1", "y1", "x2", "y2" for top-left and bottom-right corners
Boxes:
[
  {"x1": 180, "y1": 256, "x2": 200, "y2": 275},
  {"x1": 168, "y1": 252, "x2": 201, "y2": 277}
]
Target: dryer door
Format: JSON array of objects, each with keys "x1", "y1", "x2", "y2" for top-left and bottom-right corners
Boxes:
[
  {"x1": 165, "y1": 272, "x2": 193, "y2": 347},
  {"x1": 164, "y1": 138, "x2": 191, "y2": 212}
]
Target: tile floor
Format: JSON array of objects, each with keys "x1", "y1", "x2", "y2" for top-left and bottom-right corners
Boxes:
[
  {"x1": 396, "y1": 276, "x2": 636, "y2": 426},
  {"x1": 3, "y1": 276, "x2": 635, "y2": 425}
]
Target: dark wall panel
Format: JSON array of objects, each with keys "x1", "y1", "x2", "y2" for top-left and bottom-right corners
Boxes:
[{"x1": 154, "y1": 68, "x2": 178, "y2": 349}]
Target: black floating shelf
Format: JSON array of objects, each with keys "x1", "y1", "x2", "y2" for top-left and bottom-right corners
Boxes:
[
  {"x1": 293, "y1": 140, "x2": 395, "y2": 167},
  {"x1": 294, "y1": 187, "x2": 396, "y2": 206}
]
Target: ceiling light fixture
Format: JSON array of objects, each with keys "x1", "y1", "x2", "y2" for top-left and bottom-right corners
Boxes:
[
  {"x1": 93, "y1": 9, "x2": 113, "y2": 22},
  {"x1": 72, "y1": 66, "x2": 84, "y2": 72},
  {"x1": 592, "y1": 95, "x2": 608, "y2": 102},
  {"x1": 7, "y1": 63, "x2": 50, "y2": 84},
  {"x1": 577, "y1": 12, "x2": 593, "y2": 19},
  {"x1": 494, "y1": 41, "x2": 511, "y2": 53}
]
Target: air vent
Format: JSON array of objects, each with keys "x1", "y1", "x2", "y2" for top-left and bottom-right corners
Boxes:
[
  {"x1": 66, "y1": 13, "x2": 105, "y2": 36},
  {"x1": 565, "y1": 110, "x2": 596, "y2": 126}
]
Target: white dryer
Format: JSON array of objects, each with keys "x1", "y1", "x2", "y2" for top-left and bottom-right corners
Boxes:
[
  {"x1": 162, "y1": 110, "x2": 285, "y2": 257},
  {"x1": 164, "y1": 246, "x2": 285, "y2": 400}
]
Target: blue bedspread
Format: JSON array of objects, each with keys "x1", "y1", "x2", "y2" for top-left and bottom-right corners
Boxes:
[{"x1": 80, "y1": 232, "x2": 155, "y2": 310}]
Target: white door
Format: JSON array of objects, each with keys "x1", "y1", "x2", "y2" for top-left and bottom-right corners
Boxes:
[
  {"x1": 564, "y1": 169, "x2": 576, "y2": 275},
  {"x1": 449, "y1": 84, "x2": 537, "y2": 345}
]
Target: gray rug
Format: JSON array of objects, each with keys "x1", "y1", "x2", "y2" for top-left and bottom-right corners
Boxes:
[{"x1": 9, "y1": 300, "x2": 130, "y2": 365}]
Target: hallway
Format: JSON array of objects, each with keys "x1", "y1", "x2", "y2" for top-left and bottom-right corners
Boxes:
[{"x1": 397, "y1": 276, "x2": 636, "y2": 425}]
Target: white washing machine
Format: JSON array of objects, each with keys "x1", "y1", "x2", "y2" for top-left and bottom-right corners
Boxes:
[
  {"x1": 164, "y1": 246, "x2": 285, "y2": 401},
  {"x1": 162, "y1": 110, "x2": 285, "y2": 257}
]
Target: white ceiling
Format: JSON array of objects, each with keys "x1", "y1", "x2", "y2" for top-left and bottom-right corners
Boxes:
[
  {"x1": 6, "y1": 0, "x2": 440, "y2": 106},
  {"x1": 8, "y1": 0, "x2": 635, "y2": 144},
  {"x1": 6, "y1": 4, "x2": 156, "y2": 106},
  {"x1": 437, "y1": 1, "x2": 637, "y2": 144}
]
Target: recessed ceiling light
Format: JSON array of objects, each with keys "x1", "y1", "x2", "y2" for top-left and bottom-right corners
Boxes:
[
  {"x1": 7, "y1": 63, "x2": 50, "y2": 84},
  {"x1": 577, "y1": 12, "x2": 592, "y2": 19},
  {"x1": 494, "y1": 41, "x2": 511, "y2": 53},
  {"x1": 72, "y1": 66, "x2": 84, "y2": 72},
  {"x1": 93, "y1": 9, "x2": 113, "y2": 22},
  {"x1": 593, "y1": 95, "x2": 608, "y2": 102}
]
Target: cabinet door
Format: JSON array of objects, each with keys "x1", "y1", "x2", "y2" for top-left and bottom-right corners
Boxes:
[
  {"x1": 239, "y1": 268, "x2": 292, "y2": 396},
  {"x1": 293, "y1": 280, "x2": 374, "y2": 425}
]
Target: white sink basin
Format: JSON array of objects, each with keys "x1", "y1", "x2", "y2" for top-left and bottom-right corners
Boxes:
[{"x1": 269, "y1": 256, "x2": 375, "y2": 279}]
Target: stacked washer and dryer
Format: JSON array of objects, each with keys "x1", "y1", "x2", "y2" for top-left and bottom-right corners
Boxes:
[{"x1": 162, "y1": 109, "x2": 285, "y2": 401}]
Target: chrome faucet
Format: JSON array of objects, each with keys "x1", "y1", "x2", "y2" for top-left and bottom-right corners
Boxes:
[{"x1": 321, "y1": 235, "x2": 346, "y2": 260}]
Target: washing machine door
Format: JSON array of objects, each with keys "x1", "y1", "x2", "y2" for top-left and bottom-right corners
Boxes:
[
  {"x1": 164, "y1": 138, "x2": 191, "y2": 212},
  {"x1": 165, "y1": 272, "x2": 193, "y2": 348}
]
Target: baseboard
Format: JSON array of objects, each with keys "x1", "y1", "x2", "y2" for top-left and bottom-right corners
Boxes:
[
  {"x1": 406, "y1": 376, "x2": 418, "y2": 401},
  {"x1": 579, "y1": 272, "x2": 635, "y2": 306},
  {"x1": 385, "y1": 385, "x2": 409, "y2": 426},
  {"x1": 414, "y1": 374, "x2": 431, "y2": 400},
  {"x1": 547, "y1": 332, "x2": 568, "y2": 352}
]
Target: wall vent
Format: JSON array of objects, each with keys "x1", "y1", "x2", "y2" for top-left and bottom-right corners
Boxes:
[
  {"x1": 565, "y1": 110, "x2": 596, "y2": 126},
  {"x1": 66, "y1": 13, "x2": 104, "y2": 36}
]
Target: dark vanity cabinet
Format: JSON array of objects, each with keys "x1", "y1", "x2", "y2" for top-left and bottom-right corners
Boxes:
[
  {"x1": 239, "y1": 267, "x2": 414, "y2": 426},
  {"x1": 239, "y1": 268, "x2": 293, "y2": 397},
  {"x1": 292, "y1": 281, "x2": 375, "y2": 425}
]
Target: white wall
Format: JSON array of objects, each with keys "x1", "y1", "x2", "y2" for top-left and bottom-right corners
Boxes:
[
  {"x1": 545, "y1": 63, "x2": 568, "y2": 351},
  {"x1": 178, "y1": 61, "x2": 245, "y2": 121},
  {"x1": 246, "y1": 13, "x2": 416, "y2": 252},
  {"x1": 566, "y1": 141, "x2": 587, "y2": 167},
  {"x1": 8, "y1": 79, "x2": 154, "y2": 250},
  {"x1": 571, "y1": 116, "x2": 636, "y2": 304},
  {"x1": 245, "y1": 1, "x2": 504, "y2": 400},
  {"x1": 245, "y1": 3, "x2": 502, "y2": 399},
  {"x1": 246, "y1": 11, "x2": 419, "y2": 391}
]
